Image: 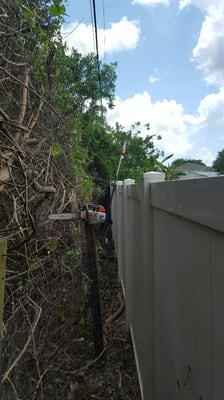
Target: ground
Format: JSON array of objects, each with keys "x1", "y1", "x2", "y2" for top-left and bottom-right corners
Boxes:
[
  {"x1": 64, "y1": 250, "x2": 141, "y2": 400},
  {"x1": 2, "y1": 222, "x2": 140, "y2": 400},
  {"x1": 39, "y1": 241, "x2": 141, "y2": 400}
]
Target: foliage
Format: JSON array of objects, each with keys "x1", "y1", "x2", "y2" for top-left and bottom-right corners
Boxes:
[
  {"x1": 172, "y1": 158, "x2": 206, "y2": 168},
  {"x1": 213, "y1": 149, "x2": 224, "y2": 174},
  {"x1": 91, "y1": 122, "x2": 178, "y2": 183},
  {"x1": 104, "y1": 123, "x2": 161, "y2": 181},
  {"x1": 70, "y1": 118, "x2": 178, "y2": 188}
]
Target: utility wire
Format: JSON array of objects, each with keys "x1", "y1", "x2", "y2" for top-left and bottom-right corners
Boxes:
[
  {"x1": 89, "y1": 0, "x2": 96, "y2": 53},
  {"x1": 102, "y1": 0, "x2": 106, "y2": 62},
  {"x1": 91, "y1": 0, "x2": 103, "y2": 111},
  {"x1": 62, "y1": 17, "x2": 85, "y2": 39}
]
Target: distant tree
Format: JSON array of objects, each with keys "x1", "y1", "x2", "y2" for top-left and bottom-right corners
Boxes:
[
  {"x1": 213, "y1": 149, "x2": 224, "y2": 174},
  {"x1": 172, "y1": 158, "x2": 206, "y2": 168}
]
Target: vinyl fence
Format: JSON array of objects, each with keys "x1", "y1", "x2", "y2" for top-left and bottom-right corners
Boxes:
[{"x1": 111, "y1": 172, "x2": 224, "y2": 400}]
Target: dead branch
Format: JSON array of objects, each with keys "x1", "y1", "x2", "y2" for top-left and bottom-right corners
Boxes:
[
  {"x1": 33, "y1": 179, "x2": 56, "y2": 194},
  {"x1": 58, "y1": 181, "x2": 66, "y2": 212},
  {"x1": 0, "y1": 53, "x2": 27, "y2": 66},
  {"x1": 1, "y1": 119, "x2": 29, "y2": 131},
  {"x1": 104, "y1": 293, "x2": 124, "y2": 326},
  {"x1": 0, "y1": 165, "x2": 10, "y2": 191},
  {"x1": 44, "y1": 147, "x2": 51, "y2": 185},
  {"x1": 0, "y1": 105, "x2": 9, "y2": 120},
  {"x1": 24, "y1": 138, "x2": 38, "y2": 145},
  {"x1": 27, "y1": 100, "x2": 44, "y2": 135},
  {"x1": 2, "y1": 300, "x2": 42, "y2": 383},
  {"x1": 17, "y1": 68, "x2": 30, "y2": 125},
  {"x1": 0, "y1": 66, "x2": 65, "y2": 124},
  {"x1": 63, "y1": 347, "x2": 107, "y2": 375},
  {"x1": 20, "y1": 301, "x2": 43, "y2": 400}
]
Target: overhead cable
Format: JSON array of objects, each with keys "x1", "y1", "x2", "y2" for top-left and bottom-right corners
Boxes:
[{"x1": 91, "y1": 0, "x2": 103, "y2": 111}]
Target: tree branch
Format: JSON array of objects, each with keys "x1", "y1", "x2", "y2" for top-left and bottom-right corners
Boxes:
[
  {"x1": 17, "y1": 68, "x2": 30, "y2": 125},
  {"x1": 0, "y1": 66, "x2": 64, "y2": 124}
]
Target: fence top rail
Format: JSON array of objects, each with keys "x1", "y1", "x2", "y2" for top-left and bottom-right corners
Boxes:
[{"x1": 151, "y1": 176, "x2": 224, "y2": 233}]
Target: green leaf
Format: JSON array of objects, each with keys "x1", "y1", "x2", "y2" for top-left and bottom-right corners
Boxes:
[
  {"x1": 49, "y1": 6, "x2": 58, "y2": 17},
  {"x1": 49, "y1": 3, "x2": 66, "y2": 17},
  {"x1": 46, "y1": 239, "x2": 58, "y2": 252},
  {"x1": 51, "y1": 145, "x2": 62, "y2": 157}
]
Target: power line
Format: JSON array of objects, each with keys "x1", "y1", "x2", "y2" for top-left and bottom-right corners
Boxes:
[
  {"x1": 62, "y1": 17, "x2": 85, "y2": 40},
  {"x1": 102, "y1": 0, "x2": 106, "y2": 62},
  {"x1": 91, "y1": 0, "x2": 103, "y2": 111},
  {"x1": 89, "y1": 0, "x2": 96, "y2": 53}
]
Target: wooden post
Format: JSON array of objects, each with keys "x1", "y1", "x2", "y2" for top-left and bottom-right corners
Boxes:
[
  {"x1": 0, "y1": 239, "x2": 7, "y2": 395},
  {"x1": 84, "y1": 223, "x2": 104, "y2": 356},
  {"x1": 0, "y1": 239, "x2": 7, "y2": 340}
]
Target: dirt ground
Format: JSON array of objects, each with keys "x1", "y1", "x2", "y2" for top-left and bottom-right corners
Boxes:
[{"x1": 62, "y1": 251, "x2": 141, "y2": 400}]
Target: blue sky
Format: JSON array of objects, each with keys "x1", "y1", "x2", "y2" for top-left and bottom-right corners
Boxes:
[{"x1": 63, "y1": 0, "x2": 224, "y2": 165}]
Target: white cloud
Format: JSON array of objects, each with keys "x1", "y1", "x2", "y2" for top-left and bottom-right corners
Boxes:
[
  {"x1": 196, "y1": 147, "x2": 214, "y2": 165},
  {"x1": 179, "y1": 1, "x2": 224, "y2": 86},
  {"x1": 148, "y1": 74, "x2": 159, "y2": 84},
  {"x1": 179, "y1": 0, "x2": 224, "y2": 12},
  {"x1": 132, "y1": 0, "x2": 170, "y2": 6},
  {"x1": 62, "y1": 17, "x2": 140, "y2": 55},
  {"x1": 107, "y1": 89, "x2": 224, "y2": 164},
  {"x1": 107, "y1": 91, "x2": 194, "y2": 156},
  {"x1": 197, "y1": 87, "x2": 224, "y2": 128},
  {"x1": 192, "y1": 6, "x2": 224, "y2": 86}
]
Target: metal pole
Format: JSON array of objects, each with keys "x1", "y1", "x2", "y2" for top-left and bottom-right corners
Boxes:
[{"x1": 84, "y1": 223, "x2": 104, "y2": 356}]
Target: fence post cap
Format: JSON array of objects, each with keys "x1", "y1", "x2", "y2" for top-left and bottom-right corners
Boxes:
[
  {"x1": 124, "y1": 178, "x2": 135, "y2": 185},
  {"x1": 143, "y1": 171, "x2": 165, "y2": 182}
]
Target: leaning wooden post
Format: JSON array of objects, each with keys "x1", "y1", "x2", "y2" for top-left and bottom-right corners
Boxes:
[
  {"x1": 84, "y1": 221, "x2": 104, "y2": 357},
  {"x1": 0, "y1": 239, "x2": 7, "y2": 340},
  {"x1": 0, "y1": 239, "x2": 7, "y2": 392},
  {"x1": 49, "y1": 207, "x2": 105, "y2": 357}
]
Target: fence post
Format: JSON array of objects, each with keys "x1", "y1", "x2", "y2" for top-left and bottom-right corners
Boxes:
[
  {"x1": 115, "y1": 181, "x2": 123, "y2": 287},
  {"x1": 141, "y1": 171, "x2": 165, "y2": 400},
  {"x1": 123, "y1": 179, "x2": 135, "y2": 313},
  {"x1": 113, "y1": 181, "x2": 123, "y2": 257}
]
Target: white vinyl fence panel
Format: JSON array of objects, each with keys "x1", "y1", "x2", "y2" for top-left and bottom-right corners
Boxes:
[{"x1": 111, "y1": 172, "x2": 224, "y2": 400}]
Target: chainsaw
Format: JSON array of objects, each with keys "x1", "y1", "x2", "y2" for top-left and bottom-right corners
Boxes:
[{"x1": 49, "y1": 204, "x2": 106, "y2": 225}]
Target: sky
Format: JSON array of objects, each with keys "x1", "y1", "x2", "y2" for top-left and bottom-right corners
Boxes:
[{"x1": 62, "y1": 0, "x2": 224, "y2": 165}]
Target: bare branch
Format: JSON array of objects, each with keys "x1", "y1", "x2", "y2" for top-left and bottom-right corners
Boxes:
[
  {"x1": 33, "y1": 179, "x2": 56, "y2": 194},
  {"x1": 1, "y1": 119, "x2": 29, "y2": 131},
  {"x1": 0, "y1": 53, "x2": 27, "y2": 66},
  {"x1": 0, "y1": 66, "x2": 65, "y2": 124},
  {"x1": 0, "y1": 165, "x2": 10, "y2": 190},
  {"x1": 17, "y1": 68, "x2": 30, "y2": 125},
  {"x1": 27, "y1": 100, "x2": 44, "y2": 132},
  {"x1": 0, "y1": 105, "x2": 9, "y2": 120},
  {"x1": 2, "y1": 300, "x2": 42, "y2": 383}
]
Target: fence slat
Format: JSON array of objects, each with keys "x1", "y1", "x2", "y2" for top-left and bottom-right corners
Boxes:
[{"x1": 141, "y1": 172, "x2": 165, "y2": 400}]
